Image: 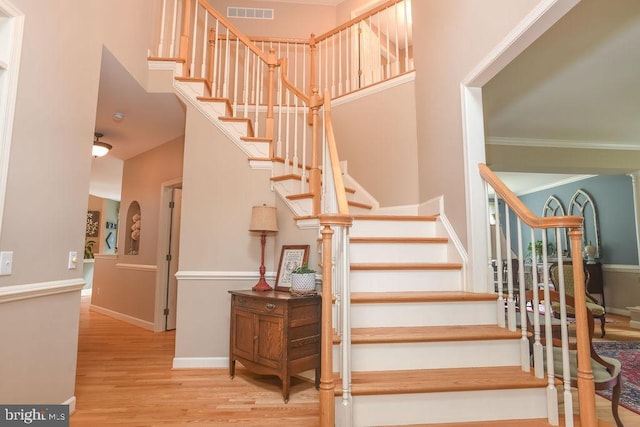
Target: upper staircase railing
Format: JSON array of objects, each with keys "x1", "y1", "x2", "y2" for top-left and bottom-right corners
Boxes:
[
  {"x1": 479, "y1": 163, "x2": 597, "y2": 427},
  {"x1": 312, "y1": 0, "x2": 413, "y2": 99}
]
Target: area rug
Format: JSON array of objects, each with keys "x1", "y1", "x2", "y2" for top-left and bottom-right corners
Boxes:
[{"x1": 591, "y1": 341, "x2": 640, "y2": 415}]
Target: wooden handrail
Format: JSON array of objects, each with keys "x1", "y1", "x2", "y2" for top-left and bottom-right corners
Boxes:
[
  {"x1": 324, "y1": 92, "x2": 350, "y2": 215},
  {"x1": 479, "y1": 162, "x2": 595, "y2": 426},
  {"x1": 279, "y1": 57, "x2": 311, "y2": 104},
  {"x1": 314, "y1": 0, "x2": 406, "y2": 43},
  {"x1": 478, "y1": 163, "x2": 583, "y2": 229}
]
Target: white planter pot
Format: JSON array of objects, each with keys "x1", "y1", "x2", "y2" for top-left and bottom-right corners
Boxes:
[{"x1": 290, "y1": 273, "x2": 316, "y2": 294}]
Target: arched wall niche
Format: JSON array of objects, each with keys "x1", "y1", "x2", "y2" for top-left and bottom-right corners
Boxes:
[{"x1": 125, "y1": 201, "x2": 141, "y2": 255}]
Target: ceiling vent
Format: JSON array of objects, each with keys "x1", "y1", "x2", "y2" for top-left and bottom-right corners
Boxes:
[{"x1": 227, "y1": 7, "x2": 274, "y2": 20}]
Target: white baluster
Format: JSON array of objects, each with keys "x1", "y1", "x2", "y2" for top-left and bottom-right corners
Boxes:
[
  {"x1": 158, "y1": 0, "x2": 168, "y2": 56},
  {"x1": 189, "y1": 2, "x2": 198, "y2": 78},
  {"x1": 211, "y1": 20, "x2": 220, "y2": 97},
  {"x1": 200, "y1": 12, "x2": 208, "y2": 78},
  {"x1": 242, "y1": 46, "x2": 249, "y2": 118}
]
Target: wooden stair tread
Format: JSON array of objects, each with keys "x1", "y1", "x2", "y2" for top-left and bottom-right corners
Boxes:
[
  {"x1": 333, "y1": 366, "x2": 548, "y2": 396},
  {"x1": 147, "y1": 56, "x2": 185, "y2": 63},
  {"x1": 287, "y1": 193, "x2": 312, "y2": 200},
  {"x1": 175, "y1": 76, "x2": 207, "y2": 83},
  {"x1": 240, "y1": 136, "x2": 271, "y2": 143},
  {"x1": 350, "y1": 236, "x2": 448, "y2": 244},
  {"x1": 349, "y1": 324, "x2": 521, "y2": 344},
  {"x1": 352, "y1": 214, "x2": 438, "y2": 221},
  {"x1": 350, "y1": 262, "x2": 463, "y2": 271},
  {"x1": 351, "y1": 291, "x2": 498, "y2": 303},
  {"x1": 348, "y1": 200, "x2": 372, "y2": 210},
  {"x1": 271, "y1": 174, "x2": 303, "y2": 182}
]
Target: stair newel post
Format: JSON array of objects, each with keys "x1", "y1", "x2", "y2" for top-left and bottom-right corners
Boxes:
[
  {"x1": 309, "y1": 87, "x2": 323, "y2": 216},
  {"x1": 266, "y1": 48, "x2": 277, "y2": 157},
  {"x1": 319, "y1": 214, "x2": 353, "y2": 427},
  {"x1": 569, "y1": 227, "x2": 597, "y2": 426},
  {"x1": 179, "y1": 0, "x2": 193, "y2": 77},
  {"x1": 319, "y1": 220, "x2": 336, "y2": 427}
]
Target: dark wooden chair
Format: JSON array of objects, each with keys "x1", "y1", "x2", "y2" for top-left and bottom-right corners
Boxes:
[{"x1": 523, "y1": 289, "x2": 623, "y2": 427}]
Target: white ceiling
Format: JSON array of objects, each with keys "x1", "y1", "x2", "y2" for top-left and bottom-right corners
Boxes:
[
  {"x1": 484, "y1": 0, "x2": 640, "y2": 189},
  {"x1": 90, "y1": 48, "x2": 186, "y2": 201}
]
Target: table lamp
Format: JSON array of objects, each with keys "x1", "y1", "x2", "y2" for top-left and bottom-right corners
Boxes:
[{"x1": 249, "y1": 204, "x2": 278, "y2": 291}]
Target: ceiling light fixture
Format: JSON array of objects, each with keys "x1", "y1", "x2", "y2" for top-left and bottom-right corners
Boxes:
[
  {"x1": 92, "y1": 132, "x2": 112, "y2": 158},
  {"x1": 112, "y1": 111, "x2": 125, "y2": 122}
]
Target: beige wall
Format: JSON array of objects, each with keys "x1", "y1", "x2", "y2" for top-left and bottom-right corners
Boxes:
[
  {"x1": 0, "y1": 290, "x2": 82, "y2": 404},
  {"x1": 175, "y1": 103, "x2": 321, "y2": 360},
  {"x1": 412, "y1": 0, "x2": 541, "y2": 246},
  {"x1": 208, "y1": 0, "x2": 336, "y2": 39},
  {"x1": 331, "y1": 79, "x2": 419, "y2": 207},
  {"x1": 91, "y1": 136, "x2": 184, "y2": 323},
  {"x1": 1, "y1": 0, "x2": 162, "y2": 406}
]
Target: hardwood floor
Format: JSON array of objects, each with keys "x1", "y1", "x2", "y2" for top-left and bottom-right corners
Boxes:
[
  {"x1": 71, "y1": 297, "x2": 640, "y2": 426},
  {"x1": 71, "y1": 296, "x2": 320, "y2": 426}
]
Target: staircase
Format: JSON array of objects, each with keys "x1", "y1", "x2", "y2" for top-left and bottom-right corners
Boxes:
[
  {"x1": 333, "y1": 214, "x2": 552, "y2": 426},
  {"x1": 147, "y1": 58, "x2": 565, "y2": 425}
]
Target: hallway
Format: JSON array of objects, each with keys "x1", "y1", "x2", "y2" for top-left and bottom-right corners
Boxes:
[{"x1": 71, "y1": 296, "x2": 319, "y2": 426}]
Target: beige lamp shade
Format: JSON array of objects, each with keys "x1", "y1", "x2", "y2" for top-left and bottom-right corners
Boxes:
[{"x1": 249, "y1": 205, "x2": 278, "y2": 232}]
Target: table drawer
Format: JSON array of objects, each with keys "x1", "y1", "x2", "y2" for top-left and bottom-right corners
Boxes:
[{"x1": 234, "y1": 295, "x2": 285, "y2": 315}]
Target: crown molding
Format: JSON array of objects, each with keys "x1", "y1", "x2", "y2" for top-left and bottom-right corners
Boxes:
[{"x1": 487, "y1": 136, "x2": 640, "y2": 151}]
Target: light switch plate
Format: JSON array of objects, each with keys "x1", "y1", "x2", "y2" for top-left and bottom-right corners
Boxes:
[
  {"x1": 68, "y1": 251, "x2": 78, "y2": 269},
  {"x1": 0, "y1": 251, "x2": 13, "y2": 275}
]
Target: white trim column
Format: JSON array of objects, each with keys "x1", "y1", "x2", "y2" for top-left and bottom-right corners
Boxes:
[
  {"x1": 0, "y1": 0, "x2": 24, "y2": 239},
  {"x1": 627, "y1": 171, "x2": 640, "y2": 266}
]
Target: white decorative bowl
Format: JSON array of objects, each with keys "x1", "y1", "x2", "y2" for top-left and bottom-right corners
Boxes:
[{"x1": 290, "y1": 273, "x2": 316, "y2": 294}]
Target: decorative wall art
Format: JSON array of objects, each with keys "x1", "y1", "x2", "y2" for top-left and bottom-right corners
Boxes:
[
  {"x1": 275, "y1": 245, "x2": 309, "y2": 291},
  {"x1": 86, "y1": 211, "x2": 100, "y2": 237}
]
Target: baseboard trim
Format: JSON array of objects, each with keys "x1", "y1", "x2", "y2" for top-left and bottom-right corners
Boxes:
[
  {"x1": 0, "y1": 278, "x2": 84, "y2": 304},
  {"x1": 173, "y1": 357, "x2": 228, "y2": 369},
  {"x1": 90, "y1": 304, "x2": 154, "y2": 331},
  {"x1": 62, "y1": 396, "x2": 76, "y2": 414}
]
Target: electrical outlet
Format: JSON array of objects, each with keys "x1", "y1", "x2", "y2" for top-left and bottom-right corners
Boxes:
[
  {"x1": 0, "y1": 251, "x2": 13, "y2": 275},
  {"x1": 68, "y1": 251, "x2": 78, "y2": 269}
]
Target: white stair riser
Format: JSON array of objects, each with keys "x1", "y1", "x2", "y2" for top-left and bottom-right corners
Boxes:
[
  {"x1": 175, "y1": 80, "x2": 206, "y2": 98},
  {"x1": 223, "y1": 120, "x2": 250, "y2": 139},
  {"x1": 199, "y1": 100, "x2": 228, "y2": 118},
  {"x1": 336, "y1": 388, "x2": 548, "y2": 426},
  {"x1": 280, "y1": 196, "x2": 313, "y2": 217},
  {"x1": 272, "y1": 178, "x2": 305, "y2": 195},
  {"x1": 350, "y1": 242, "x2": 447, "y2": 263},
  {"x1": 351, "y1": 220, "x2": 436, "y2": 238},
  {"x1": 333, "y1": 340, "x2": 521, "y2": 371},
  {"x1": 350, "y1": 301, "x2": 497, "y2": 327},
  {"x1": 350, "y1": 269, "x2": 463, "y2": 292}
]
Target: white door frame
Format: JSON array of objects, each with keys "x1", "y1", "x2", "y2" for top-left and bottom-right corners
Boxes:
[
  {"x1": 461, "y1": 0, "x2": 580, "y2": 291},
  {"x1": 0, "y1": 0, "x2": 24, "y2": 239},
  {"x1": 154, "y1": 178, "x2": 183, "y2": 332}
]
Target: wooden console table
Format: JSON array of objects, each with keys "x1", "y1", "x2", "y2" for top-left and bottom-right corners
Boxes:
[{"x1": 228, "y1": 290, "x2": 321, "y2": 403}]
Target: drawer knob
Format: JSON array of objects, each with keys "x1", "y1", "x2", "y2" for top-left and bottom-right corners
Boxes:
[{"x1": 265, "y1": 303, "x2": 276, "y2": 310}]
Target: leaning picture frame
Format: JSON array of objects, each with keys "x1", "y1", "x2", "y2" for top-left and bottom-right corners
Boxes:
[{"x1": 275, "y1": 245, "x2": 310, "y2": 291}]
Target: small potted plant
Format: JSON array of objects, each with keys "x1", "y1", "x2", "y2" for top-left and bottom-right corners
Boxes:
[{"x1": 290, "y1": 264, "x2": 316, "y2": 294}]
